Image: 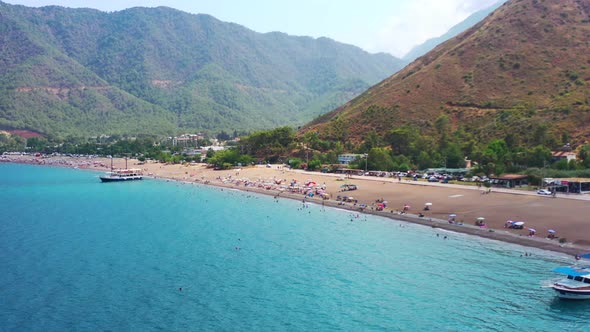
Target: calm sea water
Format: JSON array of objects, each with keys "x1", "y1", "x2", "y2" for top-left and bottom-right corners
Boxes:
[{"x1": 1, "y1": 163, "x2": 589, "y2": 331}]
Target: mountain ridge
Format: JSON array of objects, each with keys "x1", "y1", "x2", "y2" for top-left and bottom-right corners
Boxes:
[
  {"x1": 304, "y1": 0, "x2": 590, "y2": 147},
  {"x1": 403, "y1": 0, "x2": 506, "y2": 62},
  {"x1": 0, "y1": 1, "x2": 404, "y2": 136}
]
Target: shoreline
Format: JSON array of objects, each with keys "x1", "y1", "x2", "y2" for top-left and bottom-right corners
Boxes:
[
  {"x1": 191, "y1": 172, "x2": 585, "y2": 257},
  {"x1": 4, "y1": 154, "x2": 590, "y2": 257}
]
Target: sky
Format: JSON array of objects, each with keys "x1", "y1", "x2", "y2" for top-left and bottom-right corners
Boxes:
[{"x1": 3, "y1": 0, "x2": 501, "y2": 58}]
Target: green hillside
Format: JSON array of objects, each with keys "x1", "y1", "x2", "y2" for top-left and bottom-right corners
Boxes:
[{"x1": 0, "y1": 2, "x2": 404, "y2": 136}]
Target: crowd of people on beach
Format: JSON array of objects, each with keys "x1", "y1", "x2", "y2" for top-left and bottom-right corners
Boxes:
[{"x1": 1, "y1": 153, "x2": 108, "y2": 169}]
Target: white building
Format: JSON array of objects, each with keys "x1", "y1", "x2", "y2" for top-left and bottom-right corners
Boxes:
[{"x1": 337, "y1": 154, "x2": 362, "y2": 165}]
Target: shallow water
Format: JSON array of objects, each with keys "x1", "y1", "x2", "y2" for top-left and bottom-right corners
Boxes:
[{"x1": 1, "y1": 163, "x2": 589, "y2": 331}]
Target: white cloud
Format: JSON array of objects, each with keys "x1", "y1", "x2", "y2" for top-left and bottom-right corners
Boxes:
[{"x1": 366, "y1": 0, "x2": 500, "y2": 57}]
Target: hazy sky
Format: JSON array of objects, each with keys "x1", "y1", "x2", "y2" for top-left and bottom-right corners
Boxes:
[{"x1": 4, "y1": 0, "x2": 500, "y2": 57}]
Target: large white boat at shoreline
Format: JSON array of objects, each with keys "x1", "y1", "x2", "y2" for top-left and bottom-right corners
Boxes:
[
  {"x1": 99, "y1": 157, "x2": 143, "y2": 182},
  {"x1": 99, "y1": 168, "x2": 143, "y2": 182},
  {"x1": 551, "y1": 254, "x2": 590, "y2": 300}
]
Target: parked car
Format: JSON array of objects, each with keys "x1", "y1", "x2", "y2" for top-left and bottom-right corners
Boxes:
[
  {"x1": 537, "y1": 189, "x2": 552, "y2": 195},
  {"x1": 428, "y1": 176, "x2": 439, "y2": 182}
]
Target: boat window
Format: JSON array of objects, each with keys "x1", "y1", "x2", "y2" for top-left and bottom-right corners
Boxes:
[
  {"x1": 574, "y1": 276, "x2": 583, "y2": 282},
  {"x1": 584, "y1": 278, "x2": 590, "y2": 284},
  {"x1": 567, "y1": 275, "x2": 574, "y2": 279}
]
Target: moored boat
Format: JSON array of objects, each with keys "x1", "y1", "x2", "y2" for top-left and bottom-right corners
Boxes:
[
  {"x1": 551, "y1": 253, "x2": 590, "y2": 300},
  {"x1": 99, "y1": 168, "x2": 143, "y2": 182},
  {"x1": 99, "y1": 157, "x2": 143, "y2": 182}
]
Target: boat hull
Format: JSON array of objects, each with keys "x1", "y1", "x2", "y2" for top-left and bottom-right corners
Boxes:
[
  {"x1": 99, "y1": 176, "x2": 142, "y2": 182},
  {"x1": 552, "y1": 286, "x2": 590, "y2": 300}
]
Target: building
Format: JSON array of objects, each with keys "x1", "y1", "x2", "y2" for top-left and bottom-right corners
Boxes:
[
  {"x1": 550, "y1": 178, "x2": 590, "y2": 194},
  {"x1": 169, "y1": 133, "x2": 206, "y2": 147},
  {"x1": 337, "y1": 154, "x2": 362, "y2": 165},
  {"x1": 488, "y1": 174, "x2": 528, "y2": 188},
  {"x1": 425, "y1": 168, "x2": 469, "y2": 176},
  {"x1": 551, "y1": 151, "x2": 576, "y2": 162}
]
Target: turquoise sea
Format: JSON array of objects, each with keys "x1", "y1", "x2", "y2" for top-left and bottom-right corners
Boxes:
[{"x1": 1, "y1": 163, "x2": 589, "y2": 331}]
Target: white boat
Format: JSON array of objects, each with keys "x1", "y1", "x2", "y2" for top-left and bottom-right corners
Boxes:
[
  {"x1": 551, "y1": 254, "x2": 590, "y2": 300},
  {"x1": 99, "y1": 157, "x2": 143, "y2": 182},
  {"x1": 99, "y1": 168, "x2": 143, "y2": 182}
]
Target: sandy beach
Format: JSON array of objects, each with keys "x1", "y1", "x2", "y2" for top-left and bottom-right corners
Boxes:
[{"x1": 5, "y1": 154, "x2": 590, "y2": 256}]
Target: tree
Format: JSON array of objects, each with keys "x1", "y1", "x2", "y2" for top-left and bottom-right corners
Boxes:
[
  {"x1": 288, "y1": 158, "x2": 302, "y2": 169},
  {"x1": 367, "y1": 147, "x2": 394, "y2": 171},
  {"x1": 531, "y1": 124, "x2": 549, "y2": 146},
  {"x1": 207, "y1": 149, "x2": 253, "y2": 168},
  {"x1": 504, "y1": 133, "x2": 518, "y2": 150},
  {"x1": 302, "y1": 131, "x2": 320, "y2": 151},
  {"x1": 392, "y1": 154, "x2": 413, "y2": 171},
  {"x1": 434, "y1": 114, "x2": 449, "y2": 134},
  {"x1": 386, "y1": 125, "x2": 419, "y2": 156},
  {"x1": 443, "y1": 142, "x2": 465, "y2": 168},
  {"x1": 579, "y1": 144, "x2": 590, "y2": 168},
  {"x1": 360, "y1": 129, "x2": 382, "y2": 152},
  {"x1": 26, "y1": 137, "x2": 48, "y2": 152},
  {"x1": 526, "y1": 145, "x2": 551, "y2": 168},
  {"x1": 486, "y1": 139, "x2": 509, "y2": 163},
  {"x1": 416, "y1": 151, "x2": 433, "y2": 170},
  {"x1": 307, "y1": 158, "x2": 322, "y2": 171}
]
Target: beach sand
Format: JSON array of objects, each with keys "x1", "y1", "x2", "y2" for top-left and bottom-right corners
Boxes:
[{"x1": 6, "y1": 154, "x2": 590, "y2": 256}]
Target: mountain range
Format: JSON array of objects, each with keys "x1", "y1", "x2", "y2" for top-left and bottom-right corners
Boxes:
[
  {"x1": 305, "y1": 0, "x2": 590, "y2": 147},
  {"x1": 0, "y1": 2, "x2": 404, "y2": 136}
]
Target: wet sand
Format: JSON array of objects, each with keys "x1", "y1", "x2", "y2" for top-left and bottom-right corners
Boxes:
[{"x1": 5, "y1": 155, "x2": 590, "y2": 256}]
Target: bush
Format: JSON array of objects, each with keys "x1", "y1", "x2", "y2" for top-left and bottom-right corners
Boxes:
[
  {"x1": 307, "y1": 159, "x2": 322, "y2": 171},
  {"x1": 289, "y1": 158, "x2": 302, "y2": 169}
]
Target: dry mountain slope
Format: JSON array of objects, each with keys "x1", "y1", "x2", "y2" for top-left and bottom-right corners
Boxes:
[{"x1": 305, "y1": 0, "x2": 590, "y2": 146}]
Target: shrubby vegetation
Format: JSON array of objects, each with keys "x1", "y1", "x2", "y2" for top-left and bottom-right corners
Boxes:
[
  {"x1": 6, "y1": 121, "x2": 590, "y2": 180},
  {"x1": 231, "y1": 118, "x2": 590, "y2": 177},
  {"x1": 0, "y1": 132, "x2": 25, "y2": 153}
]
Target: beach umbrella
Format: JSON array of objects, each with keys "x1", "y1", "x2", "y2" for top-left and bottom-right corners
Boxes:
[
  {"x1": 404, "y1": 204, "x2": 410, "y2": 208},
  {"x1": 514, "y1": 221, "x2": 525, "y2": 226},
  {"x1": 449, "y1": 214, "x2": 457, "y2": 217},
  {"x1": 548, "y1": 229, "x2": 556, "y2": 234},
  {"x1": 425, "y1": 202, "x2": 433, "y2": 206},
  {"x1": 528, "y1": 228, "x2": 536, "y2": 232},
  {"x1": 477, "y1": 217, "x2": 485, "y2": 221}
]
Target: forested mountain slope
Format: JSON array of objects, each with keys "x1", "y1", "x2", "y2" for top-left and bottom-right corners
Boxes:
[{"x1": 0, "y1": 2, "x2": 404, "y2": 136}]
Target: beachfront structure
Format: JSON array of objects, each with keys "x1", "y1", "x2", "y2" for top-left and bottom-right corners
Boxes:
[
  {"x1": 338, "y1": 154, "x2": 362, "y2": 165},
  {"x1": 488, "y1": 174, "x2": 528, "y2": 188},
  {"x1": 549, "y1": 178, "x2": 590, "y2": 194},
  {"x1": 424, "y1": 168, "x2": 469, "y2": 176},
  {"x1": 182, "y1": 148, "x2": 202, "y2": 156}
]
